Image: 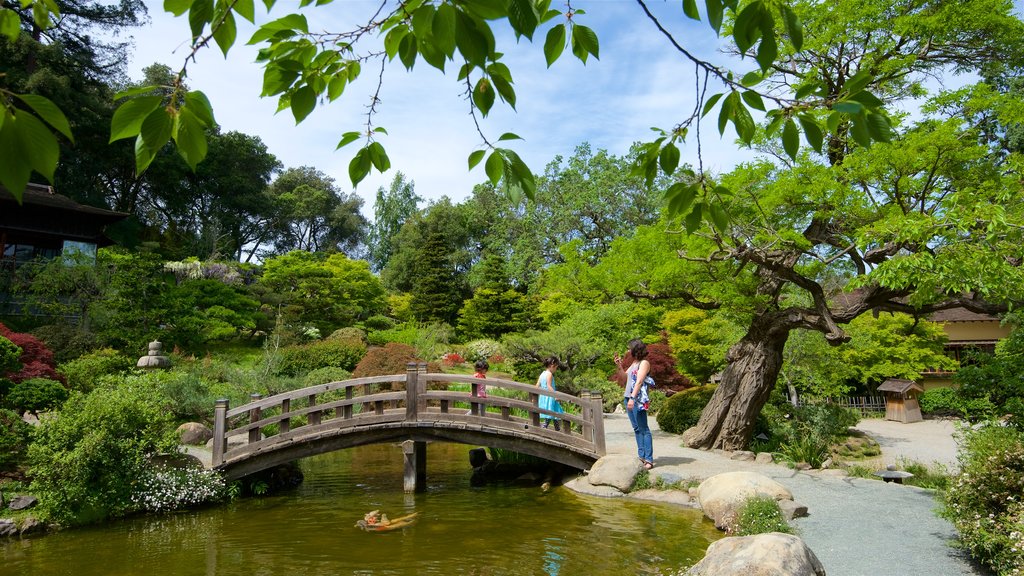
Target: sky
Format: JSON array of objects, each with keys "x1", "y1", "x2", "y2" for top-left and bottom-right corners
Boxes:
[{"x1": 123, "y1": 0, "x2": 752, "y2": 216}]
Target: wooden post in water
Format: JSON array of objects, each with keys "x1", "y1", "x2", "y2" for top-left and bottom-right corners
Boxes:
[
  {"x1": 402, "y1": 440, "x2": 426, "y2": 493},
  {"x1": 248, "y1": 393, "x2": 262, "y2": 444},
  {"x1": 213, "y1": 398, "x2": 228, "y2": 465}
]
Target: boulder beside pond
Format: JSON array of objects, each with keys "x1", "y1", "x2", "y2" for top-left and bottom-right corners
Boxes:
[
  {"x1": 587, "y1": 454, "x2": 643, "y2": 492},
  {"x1": 177, "y1": 422, "x2": 213, "y2": 445},
  {"x1": 696, "y1": 471, "x2": 794, "y2": 531},
  {"x1": 685, "y1": 532, "x2": 826, "y2": 576}
]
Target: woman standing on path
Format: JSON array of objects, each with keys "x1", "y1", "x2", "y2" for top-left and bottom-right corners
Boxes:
[
  {"x1": 536, "y1": 356, "x2": 564, "y2": 430},
  {"x1": 617, "y1": 339, "x2": 654, "y2": 469}
]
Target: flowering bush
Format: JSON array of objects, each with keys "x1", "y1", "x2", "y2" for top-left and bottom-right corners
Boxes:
[
  {"x1": 464, "y1": 339, "x2": 504, "y2": 362},
  {"x1": 441, "y1": 352, "x2": 465, "y2": 367},
  {"x1": 131, "y1": 466, "x2": 227, "y2": 513},
  {"x1": 941, "y1": 424, "x2": 1024, "y2": 574}
]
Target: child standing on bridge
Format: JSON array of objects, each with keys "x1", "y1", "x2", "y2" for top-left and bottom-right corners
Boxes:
[
  {"x1": 536, "y1": 356, "x2": 564, "y2": 431},
  {"x1": 472, "y1": 359, "x2": 489, "y2": 398}
]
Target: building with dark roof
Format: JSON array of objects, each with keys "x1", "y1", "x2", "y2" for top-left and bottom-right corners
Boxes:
[
  {"x1": 923, "y1": 308, "x2": 1009, "y2": 389},
  {"x1": 1, "y1": 183, "x2": 128, "y2": 267}
]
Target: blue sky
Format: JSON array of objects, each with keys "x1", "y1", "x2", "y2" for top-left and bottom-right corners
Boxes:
[
  {"x1": 126, "y1": 1, "x2": 751, "y2": 214},
  {"x1": 125, "y1": 0, "x2": 1024, "y2": 216}
]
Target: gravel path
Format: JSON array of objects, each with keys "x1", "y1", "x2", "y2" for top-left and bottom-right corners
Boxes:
[{"x1": 601, "y1": 412, "x2": 983, "y2": 576}]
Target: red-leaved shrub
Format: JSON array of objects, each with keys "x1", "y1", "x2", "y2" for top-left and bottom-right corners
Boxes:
[
  {"x1": 352, "y1": 342, "x2": 442, "y2": 378},
  {"x1": 0, "y1": 323, "x2": 64, "y2": 384},
  {"x1": 611, "y1": 341, "x2": 690, "y2": 394}
]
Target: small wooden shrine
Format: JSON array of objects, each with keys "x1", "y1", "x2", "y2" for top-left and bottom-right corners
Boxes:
[{"x1": 877, "y1": 378, "x2": 925, "y2": 423}]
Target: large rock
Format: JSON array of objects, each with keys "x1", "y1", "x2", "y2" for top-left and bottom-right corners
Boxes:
[
  {"x1": 205, "y1": 432, "x2": 263, "y2": 451},
  {"x1": 8, "y1": 495, "x2": 38, "y2": 511},
  {"x1": 0, "y1": 519, "x2": 16, "y2": 537},
  {"x1": 685, "y1": 532, "x2": 826, "y2": 576},
  {"x1": 696, "y1": 471, "x2": 793, "y2": 530},
  {"x1": 177, "y1": 422, "x2": 213, "y2": 445},
  {"x1": 587, "y1": 454, "x2": 643, "y2": 492}
]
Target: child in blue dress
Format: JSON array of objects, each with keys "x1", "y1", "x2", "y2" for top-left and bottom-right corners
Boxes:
[{"x1": 536, "y1": 356, "x2": 563, "y2": 430}]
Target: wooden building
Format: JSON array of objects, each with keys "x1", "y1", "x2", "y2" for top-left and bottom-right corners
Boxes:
[
  {"x1": 877, "y1": 378, "x2": 925, "y2": 423},
  {"x1": 1, "y1": 183, "x2": 128, "y2": 267}
]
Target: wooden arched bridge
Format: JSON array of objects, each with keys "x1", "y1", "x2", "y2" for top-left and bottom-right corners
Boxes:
[{"x1": 212, "y1": 363, "x2": 606, "y2": 489}]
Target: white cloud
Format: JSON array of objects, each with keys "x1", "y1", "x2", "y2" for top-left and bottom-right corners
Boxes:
[{"x1": 128, "y1": 1, "x2": 760, "y2": 216}]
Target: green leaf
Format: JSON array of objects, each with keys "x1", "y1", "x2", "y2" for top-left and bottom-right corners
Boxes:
[
  {"x1": 666, "y1": 183, "x2": 698, "y2": 218},
  {"x1": 708, "y1": 202, "x2": 729, "y2": 234},
  {"x1": 349, "y1": 148, "x2": 372, "y2": 186},
  {"x1": 572, "y1": 24, "x2": 599, "y2": 60},
  {"x1": 109, "y1": 96, "x2": 163, "y2": 143},
  {"x1": 702, "y1": 92, "x2": 723, "y2": 117},
  {"x1": 798, "y1": 116, "x2": 823, "y2": 152},
  {"x1": 290, "y1": 86, "x2": 316, "y2": 123},
  {"x1": 794, "y1": 83, "x2": 819, "y2": 100},
  {"x1": 755, "y1": 28, "x2": 777, "y2": 72},
  {"x1": 173, "y1": 107, "x2": 208, "y2": 170},
  {"x1": 410, "y1": 4, "x2": 435, "y2": 43},
  {"x1": 503, "y1": 148, "x2": 536, "y2": 200},
  {"x1": 212, "y1": 10, "x2": 237, "y2": 57},
  {"x1": 485, "y1": 150, "x2": 503, "y2": 185},
  {"x1": 188, "y1": 0, "x2": 213, "y2": 40},
  {"x1": 865, "y1": 113, "x2": 892, "y2": 143},
  {"x1": 705, "y1": 0, "x2": 724, "y2": 33},
  {"x1": 490, "y1": 73, "x2": 516, "y2": 109},
  {"x1": 659, "y1": 142, "x2": 680, "y2": 175},
  {"x1": 16, "y1": 110, "x2": 60, "y2": 182},
  {"x1": 233, "y1": 0, "x2": 255, "y2": 23},
  {"x1": 740, "y1": 70, "x2": 763, "y2": 87},
  {"x1": 497, "y1": 132, "x2": 523, "y2": 142},
  {"x1": 780, "y1": 5, "x2": 802, "y2": 51},
  {"x1": 733, "y1": 1, "x2": 761, "y2": 54},
  {"x1": 419, "y1": 38, "x2": 447, "y2": 71},
  {"x1": 455, "y1": 11, "x2": 489, "y2": 68},
  {"x1": 0, "y1": 115, "x2": 32, "y2": 196},
  {"x1": 183, "y1": 90, "x2": 215, "y2": 126},
  {"x1": 543, "y1": 24, "x2": 565, "y2": 67},
  {"x1": 384, "y1": 25, "x2": 408, "y2": 60},
  {"x1": 15, "y1": 94, "x2": 73, "y2": 141},
  {"x1": 826, "y1": 111, "x2": 841, "y2": 133},
  {"x1": 139, "y1": 107, "x2": 173, "y2": 155},
  {"x1": 683, "y1": 0, "x2": 700, "y2": 20},
  {"x1": 398, "y1": 33, "x2": 418, "y2": 69},
  {"x1": 740, "y1": 90, "x2": 765, "y2": 111},
  {"x1": 473, "y1": 77, "x2": 495, "y2": 115},
  {"x1": 847, "y1": 90, "x2": 884, "y2": 108},
  {"x1": 507, "y1": 0, "x2": 539, "y2": 40},
  {"x1": 782, "y1": 118, "x2": 799, "y2": 160},
  {"x1": 366, "y1": 141, "x2": 391, "y2": 172},
  {"x1": 1, "y1": 8, "x2": 22, "y2": 40},
  {"x1": 732, "y1": 98, "x2": 755, "y2": 143},
  {"x1": 849, "y1": 114, "x2": 871, "y2": 148},
  {"x1": 327, "y1": 75, "x2": 347, "y2": 101},
  {"x1": 261, "y1": 64, "x2": 299, "y2": 96},
  {"x1": 468, "y1": 149, "x2": 486, "y2": 169},
  {"x1": 336, "y1": 131, "x2": 361, "y2": 149},
  {"x1": 433, "y1": 3, "x2": 457, "y2": 57},
  {"x1": 833, "y1": 101, "x2": 864, "y2": 114},
  {"x1": 718, "y1": 92, "x2": 737, "y2": 135},
  {"x1": 844, "y1": 70, "x2": 872, "y2": 95},
  {"x1": 684, "y1": 203, "x2": 703, "y2": 233},
  {"x1": 114, "y1": 85, "x2": 160, "y2": 100}
]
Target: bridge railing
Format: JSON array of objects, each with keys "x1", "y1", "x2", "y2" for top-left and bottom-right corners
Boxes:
[{"x1": 212, "y1": 362, "x2": 605, "y2": 467}]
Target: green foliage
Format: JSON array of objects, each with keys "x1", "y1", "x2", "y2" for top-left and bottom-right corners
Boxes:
[
  {"x1": 919, "y1": 387, "x2": 963, "y2": 416},
  {"x1": 58, "y1": 348, "x2": 136, "y2": 393},
  {"x1": 573, "y1": 369, "x2": 628, "y2": 413},
  {"x1": 277, "y1": 338, "x2": 367, "y2": 376},
  {"x1": 630, "y1": 469, "x2": 653, "y2": 492},
  {"x1": 765, "y1": 403, "x2": 860, "y2": 468},
  {"x1": 28, "y1": 386, "x2": 178, "y2": 525},
  {"x1": 657, "y1": 385, "x2": 716, "y2": 434},
  {"x1": 30, "y1": 324, "x2": 100, "y2": 364},
  {"x1": 897, "y1": 458, "x2": 950, "y2": 491},
  {"x1": 303, "y1": 367, "x2": 352, "y2": 387},
  {"x1": 941, "y1": 424, "x2": 1024, "y2": 574},
  {"x1": 164, "y1": 278, "x2": 260, "y2": 351},
  {"x1": 367, "y1": 322, "x2": 419, "y2": 347},
  {"x1": 0, "y1": 408, "x2": 31, "y2": 472},
  {"x1": 6, "y1": 378, "x2": 68, "y2": 416},
  {"x1": 0, "y1": 335, "x2": 20, "y2": 374},
  {"x1": 732, "y1": 495, "x2": 794, "y2": 536},
  {"x1": 457, "y1": 286, "x2": 535, "y2": 340},
  {"x1": 663, "y1": 308, "x2": 738, "y2": 384},
  {"x1": 367, "y1": 172, "x2": 422, "y2": 272},
  {"x1": 327, "y1": 327, "x2": 367, "y2": 344}
]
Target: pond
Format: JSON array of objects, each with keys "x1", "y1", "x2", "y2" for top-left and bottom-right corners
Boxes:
[{"x1": 2, "y1": 443, "x2": 721, "y2": 575}]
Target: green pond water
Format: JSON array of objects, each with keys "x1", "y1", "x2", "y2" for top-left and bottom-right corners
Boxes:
[{"x1": 1, "y1": 443, "x2": 721, "y2": 576}]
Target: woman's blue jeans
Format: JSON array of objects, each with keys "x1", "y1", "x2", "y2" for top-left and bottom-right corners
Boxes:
[{"x1": 625, "y1": 401, "x2": 653, "y2": 463}]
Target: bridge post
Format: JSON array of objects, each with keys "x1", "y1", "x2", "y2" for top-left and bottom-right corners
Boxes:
[
  {"x1": 591, "y1": 392, "x2": 606, "y2": 455},
  {"x1": 213, "y1": 398, "x2": 228, "y2": 466},
  {"x1": 402, "y1": 440, "x2": 426, "y2": 493},
  {"x1": 248, "y1": 393, "x2": 262, "y2": 444},
  {"x1": 405, "y1": 362, "x2": 419, "y2": 422}
]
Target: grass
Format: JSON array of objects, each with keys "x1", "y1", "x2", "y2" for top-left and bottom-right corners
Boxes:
[
  {"x1": 732, "y1": 495, "x2": 794, "y2": 536},
  {"x1": 840, "y1": 459, "x2": 950, "y2": 491}
]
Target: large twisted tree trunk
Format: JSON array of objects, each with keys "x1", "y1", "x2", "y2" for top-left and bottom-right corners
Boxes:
[{"x1": 682, "y1": 322, "x2": 789, "y2": 450}]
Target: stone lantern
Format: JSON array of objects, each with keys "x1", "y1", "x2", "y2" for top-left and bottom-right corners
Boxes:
[{"x1": 137, "y1": 340, "x2": 171, "y2": 369}]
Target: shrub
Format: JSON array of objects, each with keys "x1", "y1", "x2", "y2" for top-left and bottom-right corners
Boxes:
[
  {"x1": 30, "y1": 324, "x2": 100, "y2": 364},
  {"x1": 352, "y1": 342, "x2": 441, "y2": 378},
  {"x1": 58, "y1": 348, "x2": 136, "y2": 393},
  {"x1": 304, "y1": 367, "x2": 353, "y2": 386},
  {"x1": 920, "y1": 387, "x2": 961, "y2": 415},
  {"x1": 464, "y1": 339, "x2": 504, "y2": 362},
  {"x1": 130, "y1": 466, "x2": 227, "y2": 513},
  {"x1": 327, "y1": 327, "x2": 367, "y2": 344},
  {"x1": 0, "y1": 408, "x2": 32, "y2": 471},
  {"x1": 766, "y1": 403, "x2": 859, "y2": 468},
  {"x1": 277, "y1": 338, "x2": 367, "y2": 376},
  {"x1": 366, "y1": 322, "x2": 419, "y2": 347},
  {"x1": 610, "y1": 342, "x2": 692, "y2": 394},
  {"x1": 732, "y1": 495, "x2": 793, "y2": 535},
  {"x1": 941, "y1": 424, "x2": 1024, "y2": 574},
  {"x1": 441, "y1": 352, "x2": 465, "y2": 367},
  {"x1": 0, "y1": 322, "x2": 63, "y2": 384},
  {"x1": 657, "y1": 385, "x2": 716, "y2": 434},
  {"x1": 28, "y1": 386, "x2": 179, "y2": 525},
  {"x1": 363, "y1": 314, "x2": 397, "y2": 331},
  {"x1": 7, "y1": 378, "x2": 69, "y2": 416}
]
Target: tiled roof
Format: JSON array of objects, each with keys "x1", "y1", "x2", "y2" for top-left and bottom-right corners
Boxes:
[
  {"x1": 928, "y1": 308, "x2": 1001, "y2": 323},
  {"x1": 0, "y1": 183, "x2": 128, "y2": 218}
]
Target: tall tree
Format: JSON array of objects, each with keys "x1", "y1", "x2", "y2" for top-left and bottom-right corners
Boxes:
[
  {"x1": 367, "y1": 172, "x2": 421, "y2": 272},
  {"x1": 263, "y1": 166, "x2": 367, "y2": 257}
]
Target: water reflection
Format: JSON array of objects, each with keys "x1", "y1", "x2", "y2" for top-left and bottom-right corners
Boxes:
[{"x1": 2, "y1": 443, "x2": 719, "y2": 575}]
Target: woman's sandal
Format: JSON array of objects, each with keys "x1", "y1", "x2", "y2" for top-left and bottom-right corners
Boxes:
[{"x1": 643, "y1": 460, "x2": 654, "y2": 470}]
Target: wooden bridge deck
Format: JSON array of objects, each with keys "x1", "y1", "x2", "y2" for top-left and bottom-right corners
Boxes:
[{"x1": 212, "y1": 363, "x2": 606, "y2": 481}]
